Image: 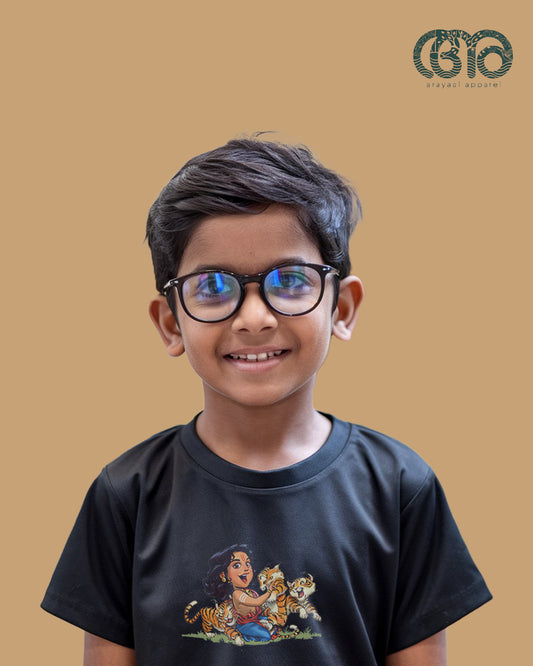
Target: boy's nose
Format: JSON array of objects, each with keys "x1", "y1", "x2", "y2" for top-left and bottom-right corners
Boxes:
[{"x1": 230, "y1": 284, "x2": 278, "y2": 333}]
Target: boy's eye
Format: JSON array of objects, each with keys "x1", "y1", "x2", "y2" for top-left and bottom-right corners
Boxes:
[
  {"x1": 189, "y1": 273, "x2": 238, "y2": 303},
  {"x1": 266, "y1": 267, "x2": 313, "y2": 297}
]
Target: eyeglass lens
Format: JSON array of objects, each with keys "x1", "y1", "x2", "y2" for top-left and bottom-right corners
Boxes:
[{"x1": 180, "y1": 265, "x2": 324, "y2": 321}]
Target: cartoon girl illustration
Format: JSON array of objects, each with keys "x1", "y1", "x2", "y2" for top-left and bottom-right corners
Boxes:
[{"x1": 204, "y1": 544, "x2": 274, "y2": 642}]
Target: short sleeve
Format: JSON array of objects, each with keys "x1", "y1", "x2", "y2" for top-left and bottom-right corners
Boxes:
[
  {"x1": 41, "y1": 469, "x2": 135, "y2": 647},
  {"x1": 388, "y1": 470, "x2": 492, "y2": 653}
]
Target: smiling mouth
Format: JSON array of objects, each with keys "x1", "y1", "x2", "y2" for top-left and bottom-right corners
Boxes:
[
  {"x1": 226, "y1": 350, "x2": 287, "y2": 362},
  {"x1": 240, "y1": 574, "x2": 249, "y2": 582}
]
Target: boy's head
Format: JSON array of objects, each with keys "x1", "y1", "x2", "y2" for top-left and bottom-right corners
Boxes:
[
  {"x1": 146, "y1": 135, "x2": 361, "y2": 295},
  {"x1": 147, "y1": 136, "x2": 364, "y2": 410}
]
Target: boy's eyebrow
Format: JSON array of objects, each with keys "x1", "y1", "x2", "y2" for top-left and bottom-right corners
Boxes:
[{"x1": 186, "y1": 257, "x2": 310, "y2": 275}]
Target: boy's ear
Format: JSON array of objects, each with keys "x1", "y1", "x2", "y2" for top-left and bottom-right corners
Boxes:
[
  {"x1": 332, "y1": 276, "x2": 364, "y2": 341},
  {"x1": 149, "y1": 296, "x2": 185, "y2": 357}
]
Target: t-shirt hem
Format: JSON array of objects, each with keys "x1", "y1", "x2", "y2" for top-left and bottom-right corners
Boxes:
[
  {"x1": 387, "y1": 578, "x2": 493, "y2": 654},
  {"x1": 41, "y1": 589, "x2": 134, "y2": 649}
]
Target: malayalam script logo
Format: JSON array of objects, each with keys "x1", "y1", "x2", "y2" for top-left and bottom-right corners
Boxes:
[{"x1": 413, "y1": 29, "x2": 513, "y2": 79}]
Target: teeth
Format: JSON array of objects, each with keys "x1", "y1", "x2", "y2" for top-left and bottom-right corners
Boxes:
[{"x1": 229, "y1": 351, "x2": 284, "y2": 362}]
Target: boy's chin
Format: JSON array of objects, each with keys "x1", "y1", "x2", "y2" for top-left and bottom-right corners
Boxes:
[{"x1": 204, "y1": 380, "x2": 317, "y2": 411}]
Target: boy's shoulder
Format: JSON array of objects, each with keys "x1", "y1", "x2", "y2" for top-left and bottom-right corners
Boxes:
[
  {"x1": 101, "y1": 422, "x2": 185, "y2": 496},
  {"x1": 348, "y1": 420, "x2": 436, "y2": 507},
  {"x1": 109, "y1": 422, "x2": 183, "y2": 465},
  {"x1": 351, "y1": 421, "x2": 431, "y2": 473}
]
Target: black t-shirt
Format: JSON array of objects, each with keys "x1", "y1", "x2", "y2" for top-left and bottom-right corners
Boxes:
[{"x1": 42, "y1": 415, "x2": 491, "y2": 665}]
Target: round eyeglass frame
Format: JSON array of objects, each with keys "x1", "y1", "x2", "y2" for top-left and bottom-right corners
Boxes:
[{"x1": 162, "y1": 263, "x2": 340, "y2": 323}]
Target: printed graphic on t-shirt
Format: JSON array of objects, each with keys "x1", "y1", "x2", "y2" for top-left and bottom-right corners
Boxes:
[{"x1": 183, "y1": 544, "x2": 322, "y2": 645}]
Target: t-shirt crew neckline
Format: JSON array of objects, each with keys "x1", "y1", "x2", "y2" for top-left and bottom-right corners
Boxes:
[{"x1": 180, "y1": 413, "x2": 352, "y2": 489}]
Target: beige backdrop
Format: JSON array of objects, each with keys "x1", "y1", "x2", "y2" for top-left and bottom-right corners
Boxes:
[{"x1": 3, "y1": 1, "x2": 530, "y2": 663}]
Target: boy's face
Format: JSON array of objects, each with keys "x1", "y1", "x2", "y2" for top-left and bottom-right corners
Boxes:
[{"x1": 150, "y1": 204, "x2": 362, "y2": 412}]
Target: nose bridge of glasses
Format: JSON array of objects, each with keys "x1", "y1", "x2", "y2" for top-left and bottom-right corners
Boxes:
[
  {"x1": 230, "y1": 273, "x2": 277, "y2": 323},
  {"x1": 237, "y1": 272, "x2": 270, "y2": 308},
  {"x1": 239, "y1": 272, "x2": 266, "y2": 288},
  {"x1": 230, "y1": 289, "x2": 276, "y2": 333},
  {"x1": 239, "y1": 275, "x2": 268, "y2": 306}
]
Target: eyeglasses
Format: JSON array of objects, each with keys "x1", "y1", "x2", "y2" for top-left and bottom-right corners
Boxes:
[{"x1": 162, "y1": 263, "x2": 340, "y2": 323}]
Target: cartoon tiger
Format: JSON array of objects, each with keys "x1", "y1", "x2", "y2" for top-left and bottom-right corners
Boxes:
[
  {"x1": 272, "y1": 624, "x2": 301, "y2": 640},
  {"x1": 184, "y1": 599, "x2": 245, "y2": 646},
  {"x1": 287, "y1": 574, "x2": 321, "y2": 621},
  {"x1": 257, "y1": 564, "x2": 291, "y2": 627}
]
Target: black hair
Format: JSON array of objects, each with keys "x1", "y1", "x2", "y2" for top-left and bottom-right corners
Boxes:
[
  {"x1": 146, "y1": 134, "x2": 361, "y2": 295},
  {"x1": 203, "y1": 543, "x2": 252, "y2": 601}
]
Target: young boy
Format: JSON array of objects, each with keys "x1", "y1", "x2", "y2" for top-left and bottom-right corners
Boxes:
[{"x1": 42, "y1": 136, "x2": 491, "y2": 665}]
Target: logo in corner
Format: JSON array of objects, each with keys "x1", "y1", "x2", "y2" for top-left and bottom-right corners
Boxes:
[{"x1": 413, "y1": 29, "x2": 513, "y2": 79}]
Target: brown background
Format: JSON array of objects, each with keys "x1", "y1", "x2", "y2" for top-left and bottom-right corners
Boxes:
[{"x1": 3, "y1": 1, "x2": 530, "y2": 663}]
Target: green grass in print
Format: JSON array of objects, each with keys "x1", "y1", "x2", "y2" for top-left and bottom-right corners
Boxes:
[{"x1": 182, "y1": 626, "x2": 320, "y2": 644}]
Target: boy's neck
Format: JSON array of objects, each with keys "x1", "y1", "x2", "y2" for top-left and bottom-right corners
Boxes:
[{"x1": 195, "y1": 397, "x2": 332, "y2": 472}]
